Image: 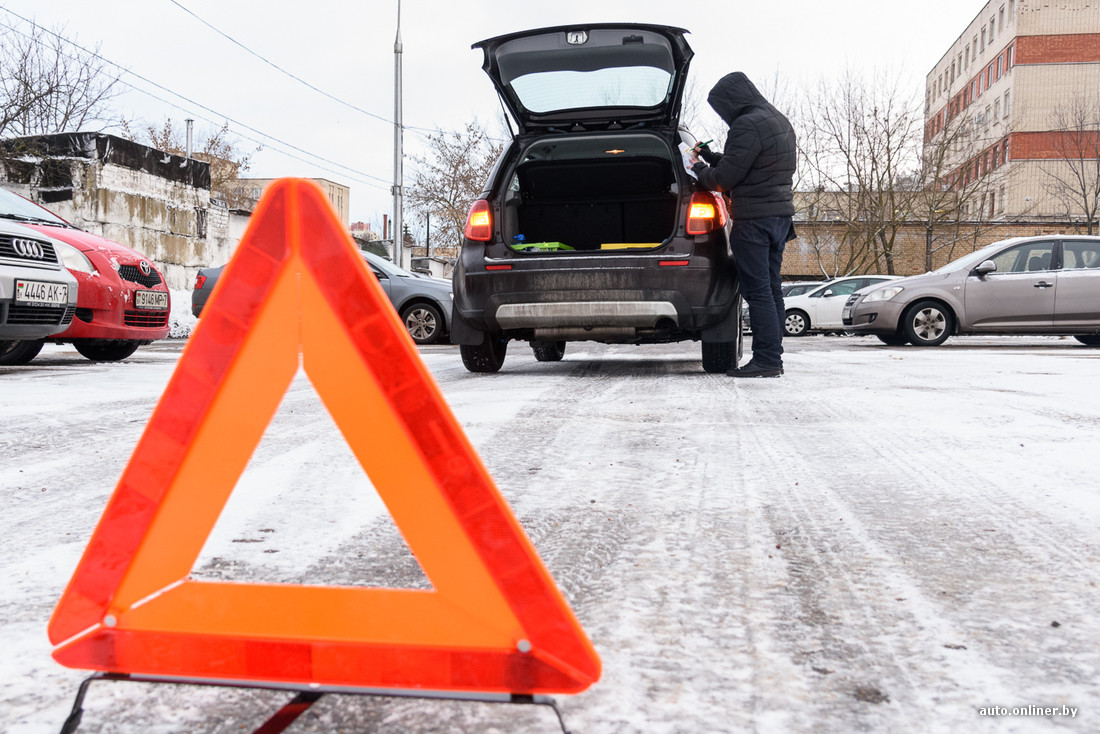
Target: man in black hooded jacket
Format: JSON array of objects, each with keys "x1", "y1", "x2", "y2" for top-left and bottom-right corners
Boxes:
[{"x1": 689, "y1": 72, "x2": 797, "y2": 378}]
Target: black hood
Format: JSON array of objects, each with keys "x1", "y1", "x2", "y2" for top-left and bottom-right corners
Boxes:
[{"x1": 706, "y1": 72, "x2": 765, "y2": 125}]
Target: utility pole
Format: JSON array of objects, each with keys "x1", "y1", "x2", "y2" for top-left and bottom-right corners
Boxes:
[{"x1": 392, "y1": 0, "x2": 404, "y2": 268}]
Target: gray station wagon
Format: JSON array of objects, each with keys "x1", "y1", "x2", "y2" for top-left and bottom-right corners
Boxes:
[{"x1": 844, "y1": 235, "x2": 1100, "y2": 346}]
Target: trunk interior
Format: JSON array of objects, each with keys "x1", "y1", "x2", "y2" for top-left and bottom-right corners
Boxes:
[{"x1": 501, "y1": 140, "x2": 679, "y2": 253}]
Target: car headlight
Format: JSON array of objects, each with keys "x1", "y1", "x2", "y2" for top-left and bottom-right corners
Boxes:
[
  {"x1": 55, "y1": 241, "x2": 97, "y2": 275},
  {"x1": 861, "y1": 286, "x2": 903, "y2": 303}
]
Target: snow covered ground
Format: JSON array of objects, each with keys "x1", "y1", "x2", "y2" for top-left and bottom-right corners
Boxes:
[{"x1": 2, "y1": 334, "x2": 1098, "y2": 733}]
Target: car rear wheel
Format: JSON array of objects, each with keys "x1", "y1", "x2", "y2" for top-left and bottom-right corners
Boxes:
[
  {"x1": 531, "y1": 340, "x2": 566, "y2": 362},
  {"x1": 460, "y1": 336, "x2": 508, "y2": 373},
  {"x1": 401, "y1": 303, "x2": 444, "y2": 345},
  {"x1": 784, "y1": 310, "x2": 809, "y2": 337},
  {"x1": 876, "y1": 333, "x2": 909, "y2": 346},
  {"x1": 1075, "y1": 335, "x2": 1100, "y2": 346},
  {"x1": 74, "y1": 340, "x2": 141, "y2": 362},
  {"x1": 0, "y1": 339, "x2": 45, "y2": 366},
  {"x1": 701, "y1": 340, "x2": 736, "y2": 373},
  {"x1": 902, "y1": 301, "x2": 954, "y2": 347}
]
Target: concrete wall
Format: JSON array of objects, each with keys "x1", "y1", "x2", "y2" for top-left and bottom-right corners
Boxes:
[{"x1": 2, "y1": 136, "x2": 243, "y2": 290}]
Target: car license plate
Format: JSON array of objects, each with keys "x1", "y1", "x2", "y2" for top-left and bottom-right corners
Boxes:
[
  {"x1": 842, "y1": 307, "x2": 852, "y2": 320},
  {"x1": 15, "y1": 279, "x2": 68, "y2": 306},
  {"x1": 135, "y1": 290, "x2": 169, "y2": 310}
]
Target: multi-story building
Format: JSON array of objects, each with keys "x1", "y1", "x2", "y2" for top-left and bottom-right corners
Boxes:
[
  {"x1": 925, "y1": 0, "x2": 1100, "y2": 223},
  {"x1": 232, "y1": 177, "x2": 351, "y2": 226}
]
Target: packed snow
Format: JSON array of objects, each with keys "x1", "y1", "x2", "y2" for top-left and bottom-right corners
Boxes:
[{"x1": 1, "y1": 334, "x2": 1098, "y2": 733}]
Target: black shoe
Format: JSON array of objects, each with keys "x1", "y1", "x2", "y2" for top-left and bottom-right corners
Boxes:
[{"x1": 727, "y1": 360, "x2": 783, "y2": 378}]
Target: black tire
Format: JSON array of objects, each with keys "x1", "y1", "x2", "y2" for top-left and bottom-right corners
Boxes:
[
  {"x1": 702, "y1": 340, "x2": 736, "y2": 373},
  {"x1": 0, "y1": 339, "x2": 45, "y2": 365},
  {"x1": 1074, "y1": 335, "x2": 1100, "y2": 346},
  {"x1": 784, "y1": 310, "x2": 810, "y2": 337},
  {"x1": 460, "y1": 336, "x2": 508, "y2": 373},
  {"x1": 531, "y1": 340, "x2": 566, "y2": 362},
  {"x1": 73, "y1": 340, "x2": 141, "y2": 362},
  {"x1": 401, "y1": 302, "x2": 444, "y2": 345},
  {"x1": 876, "y1": 333, "x2": 909, "y2": 346},
  {"x1": 902, "y1": 300, "x2": 954, "y2": 347}
]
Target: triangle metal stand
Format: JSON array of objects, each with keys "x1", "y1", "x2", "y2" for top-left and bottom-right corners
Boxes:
[{"x1": 60, "y1": 673, "x2": 572, "y2": 734}]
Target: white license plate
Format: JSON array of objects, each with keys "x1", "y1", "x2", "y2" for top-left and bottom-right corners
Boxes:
[
  {"x1": 135, "y1": 290, "x2": 169, "y2": 310},
  {"x1": 842, "y1": 308, "x2": 852, "y2": 320},
  {"x1": 15, "y1": 279, "x2": 68, "y2": 306}
]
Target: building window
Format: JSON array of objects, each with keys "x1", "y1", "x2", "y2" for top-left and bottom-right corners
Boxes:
[
  {"x1": 990, "y1": 16, "x2": 996, "y2": 42},
  {"x1": 951, "y1": 61, "x2": 956, "y2": 83},
  {"x1": 999, "y1": 7, "x2": 1005, "y2": 32},
  {"x1": 965, "y1": 44, "x2": 970, "y2": 67},
  {"x1": 981, "y1": 27, "x2": 987, "y2": 51},
  {"x1": 985, "y1": 106, "x2": 991, "y2": 130},
  {"x1": 1008, "y1": 44, "x2": 1014, "y2": 67},
  {"x1": 1003, "y1": 91, "x2": 1011, "y2": 119},
  {"x1": 998, "y1": 186, "x2": 1005, "y2": 213},
  {"x1": 1010, "y1": 0, "x2": 1016, "y2": 17},
  {"x1": 994, "y1": 98, "x2": 1001, "y2": 123}
]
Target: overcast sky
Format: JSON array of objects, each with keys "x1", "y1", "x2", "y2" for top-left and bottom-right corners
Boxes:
[{"x1": 1, "y1": 0, "x2": 984, "y2": 230}]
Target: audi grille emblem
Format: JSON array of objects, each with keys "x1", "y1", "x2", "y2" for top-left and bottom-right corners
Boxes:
[
  {"x1": 139, "y1": 260, "x2": 152, "y2": 276},
  {"x1": 12, "y1": 238, "x2": 45, "y2": 259}
]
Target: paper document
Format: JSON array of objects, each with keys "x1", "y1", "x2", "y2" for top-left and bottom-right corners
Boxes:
[{"x1": 678, "y1": 143, "x2": 699, "y2": 179}]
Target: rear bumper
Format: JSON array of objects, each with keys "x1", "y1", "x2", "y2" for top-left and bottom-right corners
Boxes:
[{"x1": 452, "y1": 246, "x2": 737, "y2": 343}]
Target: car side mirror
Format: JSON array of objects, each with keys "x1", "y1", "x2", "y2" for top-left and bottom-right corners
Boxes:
[
  {"x1": 973, "y1": 260, "x2": 997, "y2": 276},
  {"x1": 822, "y1": 289, "x2": 835, "y2": 297}
]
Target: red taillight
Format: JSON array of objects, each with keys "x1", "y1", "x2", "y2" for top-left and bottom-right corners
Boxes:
[
  {"x1": 464, "y1": 199, "x2": 492, "y2": 242},
  {"x1": 659, "y1": 260, "x2": 690, "y2": 267},
  {"x1": 686, "y1": 192, "x2": 725, "y2": 235},
  {"x1": 194, "y1": 274, "x2": 207, "y2": 289}
]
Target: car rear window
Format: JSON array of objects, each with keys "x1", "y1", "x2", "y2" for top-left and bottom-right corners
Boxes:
[{"x1": 495, "y1": 29, "x2": 677, "y2": 114}]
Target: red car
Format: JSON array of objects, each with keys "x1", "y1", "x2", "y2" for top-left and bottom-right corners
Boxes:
[{"x1": 0, "y1": 188, "x2": 170, "y2": 364}]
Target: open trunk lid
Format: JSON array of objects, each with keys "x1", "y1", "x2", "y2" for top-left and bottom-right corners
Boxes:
[{"x1": 473, "y1": 24, "x2": 693, "y2": 135}]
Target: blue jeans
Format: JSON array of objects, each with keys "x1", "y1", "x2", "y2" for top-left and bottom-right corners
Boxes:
[{"x1": 730, "y1": 217, "x2": 791, "y2": 368}]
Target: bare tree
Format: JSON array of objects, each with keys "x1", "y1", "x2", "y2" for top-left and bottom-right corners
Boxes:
[
  {"x1": 406, "y1": 119, "x2": 505, "y2": 254},
  {"x1": 127, "y1": 118, "x2": 258, "y2": 203},
  {"x1": 0, "y1": 22, "x2": 125, "y2": 138},
  {"x1": 799, "y1": 69, "x2": 924, "y2": 275},
  {"x1": 1039, "y1": 95, "x2": 1100, "y2": 234}
]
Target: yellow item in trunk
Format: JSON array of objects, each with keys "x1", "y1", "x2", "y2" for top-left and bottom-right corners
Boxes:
[{"x1": 599, "y1": 243, "x2": 663, "y2": 250}]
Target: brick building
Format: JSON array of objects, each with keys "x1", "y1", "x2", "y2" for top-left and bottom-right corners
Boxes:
[{"x1": 925, "y1": 0, "x2": 1100, "y2": 223}]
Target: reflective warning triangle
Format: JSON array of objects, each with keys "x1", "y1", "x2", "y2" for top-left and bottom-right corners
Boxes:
[{"x1": 48, "y1": 179, "x2": 600, "y2": 694}]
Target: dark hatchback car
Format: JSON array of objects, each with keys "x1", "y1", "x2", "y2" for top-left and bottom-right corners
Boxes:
[{"x1": 451, "y1": 24, "x2": 741, "y2": 373}]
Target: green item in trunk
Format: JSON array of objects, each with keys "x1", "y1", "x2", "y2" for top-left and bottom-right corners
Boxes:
[{"x1": 512, "y1": 241, "x2": 574, "y2": 252}]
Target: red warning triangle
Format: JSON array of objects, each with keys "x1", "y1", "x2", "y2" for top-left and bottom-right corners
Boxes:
[{"x1": 48, "y1": 179, "x2": 600, "y2": 694}]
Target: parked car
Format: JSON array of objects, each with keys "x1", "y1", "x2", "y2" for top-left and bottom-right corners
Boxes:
[
  {"x1": 0, "y1": 187, "x2": 170, "y2": 364},
  {"x1": 451, "y1": 24, "x2": 741, "y2": 373},
  {"x1": 843, "y1": 235, "x2": 1100, "y2": 347},
  {"x1": 742, "y1": 280, "x2": 831, "y2": 332},
  {"x1": 1, "y1": 219, "x2": 78, "y2": 361},
  {"x1": 192, "y1": 250, "x2": 453, "y2": 345},
  {"x1": 782, "y1": 275, "x2": 899, "y2": 336}
]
